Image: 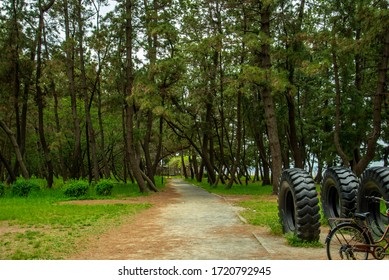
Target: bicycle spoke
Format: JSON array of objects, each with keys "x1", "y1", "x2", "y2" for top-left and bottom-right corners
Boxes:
[{"x1": 327, "y1": 223, "x2": 370, "y2": 260}]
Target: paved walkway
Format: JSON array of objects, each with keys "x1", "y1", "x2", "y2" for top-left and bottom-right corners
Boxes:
[{"x1": 157, "y1": 179, "x2": 262, "y2": 259}]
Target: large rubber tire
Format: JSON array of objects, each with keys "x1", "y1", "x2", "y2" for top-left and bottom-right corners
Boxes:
[
  {"x1": 356, "y1": 166, "x2": 389, "y2": 238},
  {"x1": 321, "y1": 167, "x2": 358, "y2": 223},
  {"x1": 278, "y1": 168, "x2": 321, "y2": 242}
]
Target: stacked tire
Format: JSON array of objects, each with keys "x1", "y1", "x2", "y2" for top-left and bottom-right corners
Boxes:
[
  {"x1": 321, "y1": 167, "x2": 358, "y2": 223},
  {"x1": 356, "y1": 167, "x2": 389, "y2": 237},
  {"x1": 277, "y1": 166, "x2": 389, "y2": 243},
  {"x1": 278, "y1": 168, "x2": 321, "y2": 242}
]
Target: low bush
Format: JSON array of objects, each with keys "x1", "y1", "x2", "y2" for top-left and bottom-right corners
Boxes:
[
  {"x1": 63, "y1": 180, "x2": 89, "y2": 197},
  {"x1": 95, "y1": 179, "x2": 114, "y2": 196},
  {"x1": 11, "y1": 178, "x2": 40, "y2": 197}
]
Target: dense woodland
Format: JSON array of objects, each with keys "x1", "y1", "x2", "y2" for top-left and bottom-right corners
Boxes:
[{"x1": 0, "y1": 0, "x2": 388, "y2": 193}]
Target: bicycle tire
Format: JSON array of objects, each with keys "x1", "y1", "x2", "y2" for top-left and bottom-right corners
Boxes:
[{"x1": 326, "y1": 222, "x2": 370, "y2": 260}]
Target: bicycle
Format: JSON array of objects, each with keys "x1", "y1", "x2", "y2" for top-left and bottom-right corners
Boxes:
[{"x1": 325, "y1": 196, "x2": 389, "y2": 260}]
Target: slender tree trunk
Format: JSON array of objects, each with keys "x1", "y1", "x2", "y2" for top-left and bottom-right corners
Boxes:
[
  {"x1": 257, "y1": 3, "x2": 282, "y2": 193},
  {"x1": 10, "y1": 0, "x2": 29, "y2": 176},
  {"x1": 92, "y1": 0, "x2": 110, "y2": 179},
  {"x1": 143, "y1": 110, "x2": 155, "y2": 184},
  {"x1": 332, "y1": 25, "x2": 351, "y2": 166},
  {"x1": 285, "y1": 0, "x2": 305, "y2": 169},
  {"x1": 125, "y1": 0, "x2": 149, "y2": 193},
  {"x1": 227, "y1": 89, "x2": 242, "y2": 188},
  {"x1": 76, "y1": 0, "x2": 99, "y2": 182},
  {"x1": 181, "y1": 150, "x2": 188, "y2": 178},
  {"x1": 202, "y1": 101, "x2": 216, "y2": 185},
  {"x1": 152, "y1": 116, "x2": 164, "y2": 175},
  {"x1": 35, "y1": 0, "x2": 55, "y2": 188},
  {"x1": 52, "y1": 82, "x2": 67, "y2": 180},
  {"x1": 64, "y1": 0, "x2": 82, "y2": 178},
  {"x1": 256, "y1": 131, "x2": 271, "y2": 185}
]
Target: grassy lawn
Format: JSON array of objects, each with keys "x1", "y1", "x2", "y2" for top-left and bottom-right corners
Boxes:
[{"x1": 0, "y1": 179, "x2": 161, "y2": 260}]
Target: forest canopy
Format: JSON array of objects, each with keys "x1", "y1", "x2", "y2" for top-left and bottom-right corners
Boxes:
[{"x1": 0, "y1": 0, "x2": 388, "y2": 193}]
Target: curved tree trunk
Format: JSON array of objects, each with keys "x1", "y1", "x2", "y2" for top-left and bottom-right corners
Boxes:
[{"x1": 0, "y1": 120, "x2": 29, "y2": 179}]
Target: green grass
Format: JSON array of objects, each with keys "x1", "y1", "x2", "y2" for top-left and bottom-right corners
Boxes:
[
  {"x1": 0, "y1": 178, "x2": 163, "y2": 259},
  {"x1": 238, "y1": 197, "x2": 283, "y2": 235},
  {"x1": 186, "y1": 178, "x2": 273, "y2": 195}
]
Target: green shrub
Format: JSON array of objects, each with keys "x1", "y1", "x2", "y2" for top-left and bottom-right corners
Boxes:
[
  {"x1": 63, "y1": 180, "x2": 89, "y2": 198},
  {"x1": 0, "y1": 183, "x2": 5, "y2": 197},
  {"x1": 11, "y1": 178, "x2": 40, "y2": 197},
  {"x1": 95, "y1": 179, "x2": 114, "y2": 196}
]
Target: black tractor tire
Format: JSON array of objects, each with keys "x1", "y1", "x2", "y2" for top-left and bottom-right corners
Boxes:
[
  {"x1": 321, "y1": 167, "x2": 358, "y2": 223},
  {"x1": 356, "y1": 166, "x2": 389, "y2": 237},
  {"x1": 278, "y1": 168, "x2": 321, "y2": 242}
]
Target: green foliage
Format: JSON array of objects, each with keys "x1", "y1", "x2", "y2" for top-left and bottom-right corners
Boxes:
[
  {"x1": 95, "y1": 179, "x2": 115, "y2": 196},
  {"x1": 285, "y1": 233, "x2": 323, "y2": 248},
  {"x1": 11, "y1": 178, "x2": 40, "y2": 197},
  {"x1": 63, "y1": 180, "x2": 89, "y2": 198},
  {"x1": 0, "y1": 183, "x2": 5, "y2": 197}
]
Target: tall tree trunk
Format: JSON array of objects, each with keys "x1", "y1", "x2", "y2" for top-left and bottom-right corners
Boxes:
[
  {"x1": 143, "y1": 110, "x2": 155, "y2": 184},
  {"x1": 35, "y1": 0, "x2": 55, "y2": 188},
  {"x1": 92, "y1": 0, "x2": 110, "y2": 179},
  {"x1": 52, "y1": 81, "x2": 67, "y2": 180},
  {"x1": 10, "y1": 0, "x2": 29, "y2": 176},
  {"x1": 255, "y1": 130, "x2": 271, "y2": 185},
  {"x1": 202, "y1": 101, "x2": 216, "y2": 185},
  {"x1": 332, "y1": 24, "x2": 352, "y2": 166},
  {"x1": 285, "y1": 0, "x2": 305, "y2": 169},
  {"x1": 64, "y1": 0, "x2": 82, "y2": 178},
  {"x1": 152, "y1": 116, "x2": 164, "y2": 175},
  {"x1": 76, "y1": 0, "x2": 99, "y2": 182},
  {"x1": 257, "y1": 3, "x2": 282, "y2": 193},
  {"x1": 227, "y1": 89, "x2": 242, "y2": 188},
  {"x1": 125, "y1": 0, "x2": 149, "y2": 193}
]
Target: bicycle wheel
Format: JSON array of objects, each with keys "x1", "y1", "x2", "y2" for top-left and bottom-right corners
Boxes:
[{"x1": 326, "y1": 223, "x2": 370, "y2": 260}]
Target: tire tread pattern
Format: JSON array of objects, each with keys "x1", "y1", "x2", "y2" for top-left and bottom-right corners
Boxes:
[{"x1": 278, "y1": 168, "x2": 321, "y2": 242}]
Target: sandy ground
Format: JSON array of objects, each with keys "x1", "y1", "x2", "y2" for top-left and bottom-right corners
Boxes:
[{"x1": 68, "y1": 179, "x2": 328, "y2": 260}]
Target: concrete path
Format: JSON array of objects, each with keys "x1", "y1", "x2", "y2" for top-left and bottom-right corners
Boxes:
[{"x1": 158, "y1": 179, "x2": 262, "y2": 259}]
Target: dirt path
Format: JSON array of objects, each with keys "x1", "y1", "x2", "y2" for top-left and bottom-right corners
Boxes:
[{"x1": 69, "y1": 179, "x2": 328, "y2": 260}]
